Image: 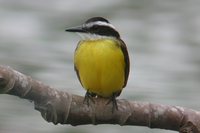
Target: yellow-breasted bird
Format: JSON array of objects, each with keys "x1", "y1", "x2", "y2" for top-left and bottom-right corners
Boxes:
[{"x1": 65, "y1": 17, "x2": 130, "y2": 110}]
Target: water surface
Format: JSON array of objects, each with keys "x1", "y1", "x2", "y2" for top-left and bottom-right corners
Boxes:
[{"x1": 0, "y1": 0, "x2": 200, "y2": 133}]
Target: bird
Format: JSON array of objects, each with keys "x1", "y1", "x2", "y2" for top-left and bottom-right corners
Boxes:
[{"x1": 65, "y1": 17, "x2": 130, "y2": 111}]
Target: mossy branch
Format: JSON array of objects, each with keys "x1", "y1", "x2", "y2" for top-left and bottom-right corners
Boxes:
[{"x1": 0, "y1": 65, "x2": 199, "y2": 133}]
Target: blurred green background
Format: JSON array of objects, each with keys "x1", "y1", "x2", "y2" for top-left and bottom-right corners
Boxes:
[{"x1": 0, "y1": 0, "x2": 200, "y2": 133}]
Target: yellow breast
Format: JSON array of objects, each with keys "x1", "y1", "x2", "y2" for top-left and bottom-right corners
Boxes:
[{"x1": 74, "y1": 39, "x2": 125, "y2": 97}]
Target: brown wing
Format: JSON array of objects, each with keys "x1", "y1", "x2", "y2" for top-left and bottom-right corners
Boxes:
[
  {"x1": 119, "y1": 39, "x2": 130, "y2": 88},
  {"x1": 74, "y1": 41, "x2": 84, "y2": 87},
  {"x1": 74, "y1": 65, "x2": 83, "y2": 87}
]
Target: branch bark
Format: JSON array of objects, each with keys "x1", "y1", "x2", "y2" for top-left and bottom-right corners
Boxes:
[{"x1": 0, "y1": 65, "x2": 199, "y2": 133}]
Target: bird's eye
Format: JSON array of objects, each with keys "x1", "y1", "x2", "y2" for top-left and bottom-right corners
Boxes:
[{"x1": 92, "y1": 25, "x2": 98, "y2": 30}]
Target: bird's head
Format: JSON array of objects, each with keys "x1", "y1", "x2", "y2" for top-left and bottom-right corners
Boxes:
[{"x1": 65, "y1": 17, "x2": 120, "y2": 40}]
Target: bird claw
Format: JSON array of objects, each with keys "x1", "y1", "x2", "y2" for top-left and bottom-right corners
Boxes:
[
  {"x1": 106, "y1": 93, "x2": 118, "y2": 113},
  {"x1": 83, "y1": 91, "x2": 96, "y2": 107}
]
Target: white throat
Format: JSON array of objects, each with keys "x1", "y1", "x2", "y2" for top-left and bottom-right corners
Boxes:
[{"x1": 77, "y1": 33, "x2": 115, "y2": 40}]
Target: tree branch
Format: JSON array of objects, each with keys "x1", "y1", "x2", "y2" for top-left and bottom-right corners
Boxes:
[{"x1": 0, "y1": 65, "x2": 199, "y2": 133}]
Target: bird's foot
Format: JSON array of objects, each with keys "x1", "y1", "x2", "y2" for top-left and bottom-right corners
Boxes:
[
  {"x1": 83, "y1": 91, "x2": 96, "y2": 107},
  {"x1": 106, "y1": 93, "x2": 118, "y2": 113}
]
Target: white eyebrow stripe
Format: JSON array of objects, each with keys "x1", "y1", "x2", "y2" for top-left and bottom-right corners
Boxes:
[{"x1": 86, "y1": 21, "x2": 116, "y2": 29}]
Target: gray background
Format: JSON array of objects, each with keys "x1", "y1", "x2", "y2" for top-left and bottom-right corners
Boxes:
[{"x1": 0, "y1": 0, "x2": 200, "y2": 133}]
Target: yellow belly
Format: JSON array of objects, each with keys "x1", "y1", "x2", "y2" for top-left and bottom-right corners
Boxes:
[{"x1": 74, "y1": 39, "x2": 125, "y2": 97}]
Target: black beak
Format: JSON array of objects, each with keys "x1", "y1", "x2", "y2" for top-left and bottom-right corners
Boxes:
[{"x1": 65, "y1": 25, "x2": 86, "y2": 33}]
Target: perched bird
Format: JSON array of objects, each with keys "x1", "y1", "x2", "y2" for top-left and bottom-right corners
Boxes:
[{"x1": 66, "y1": 17, "x2": 130, "y2": 111}]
